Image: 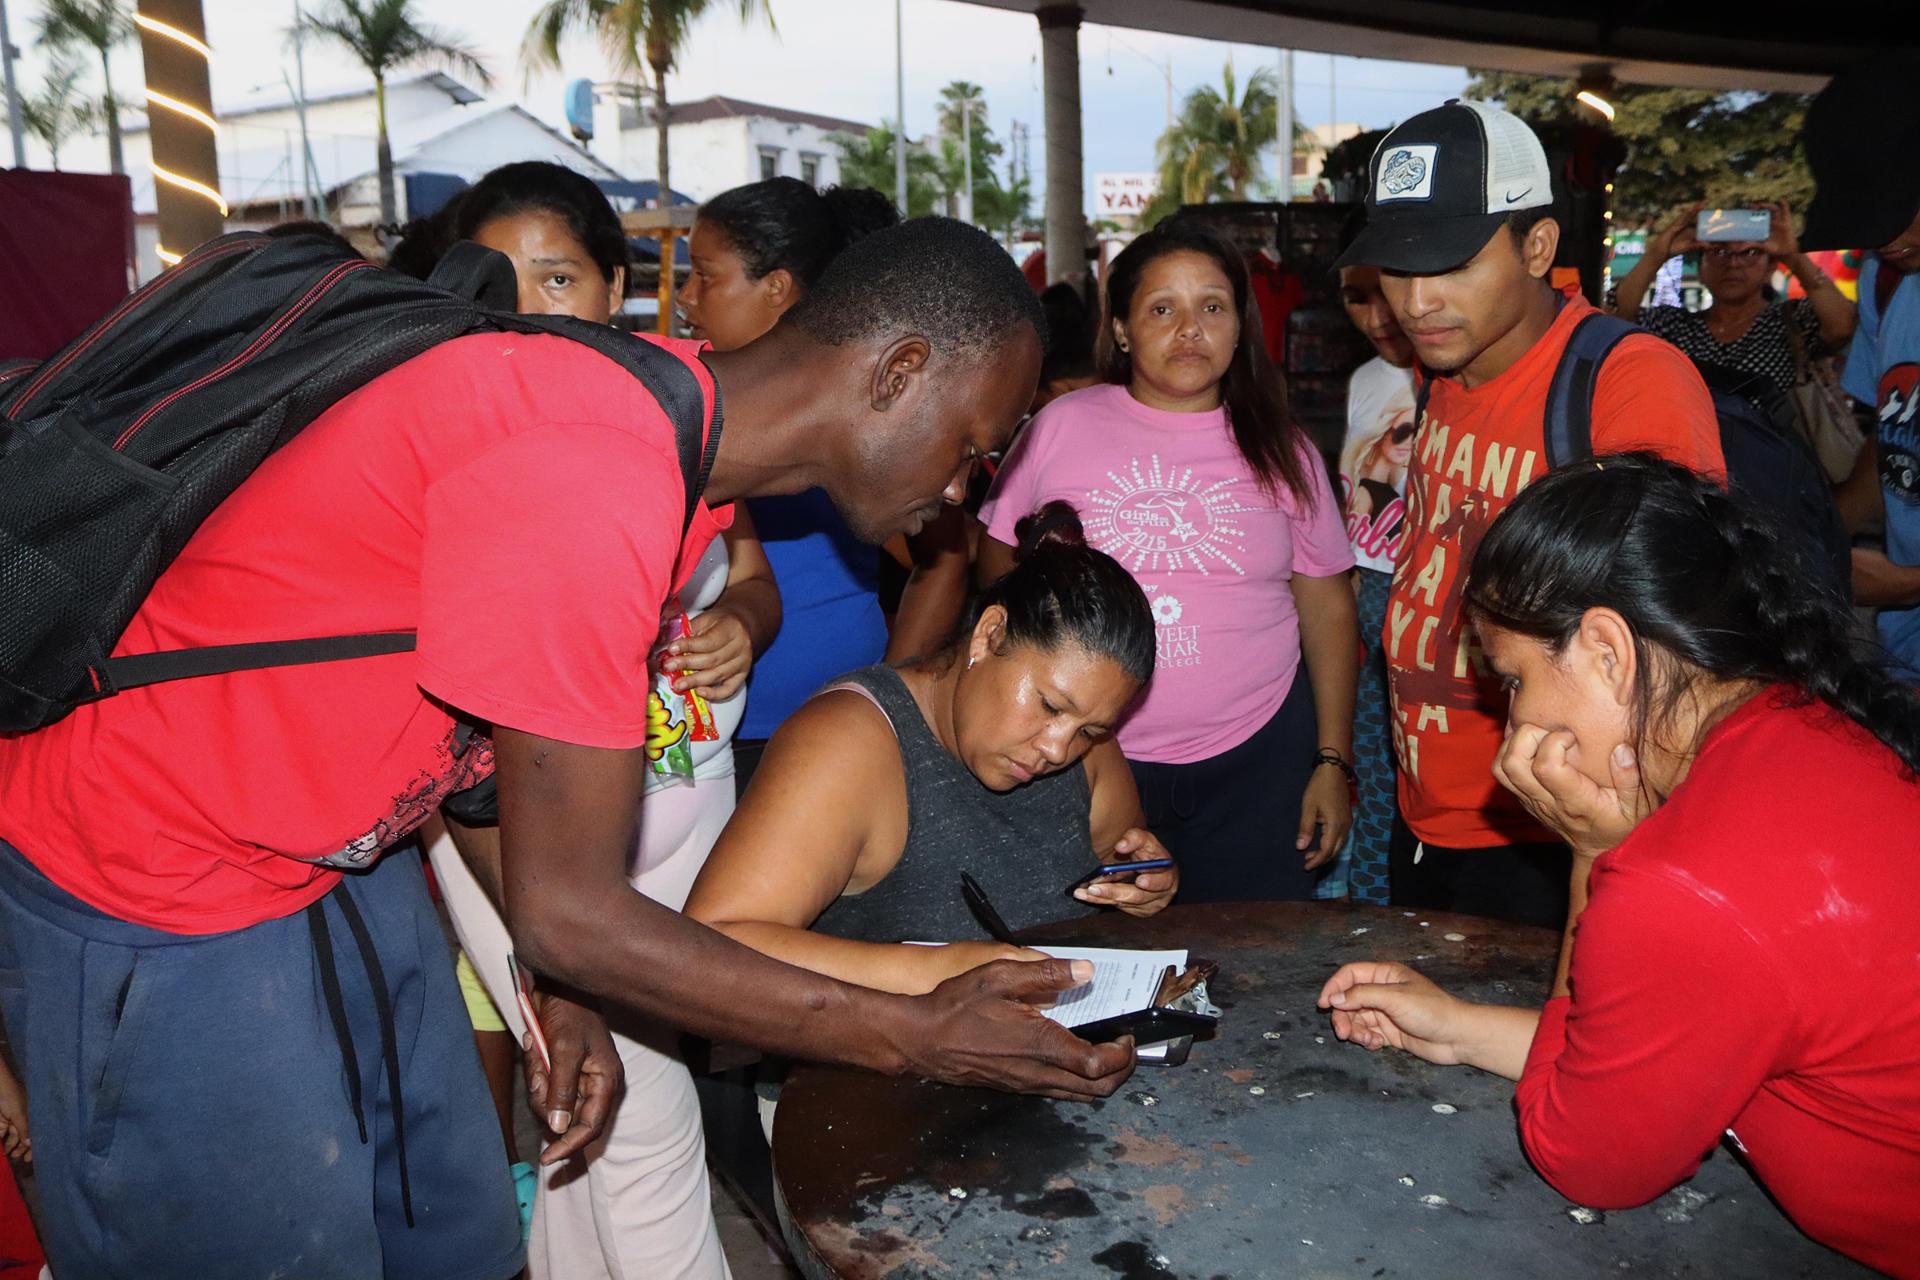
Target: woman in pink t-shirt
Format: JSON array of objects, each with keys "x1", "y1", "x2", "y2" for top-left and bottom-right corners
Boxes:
[{"x1": 979, "y1": 220, "x2": 1358, "y2": 901}]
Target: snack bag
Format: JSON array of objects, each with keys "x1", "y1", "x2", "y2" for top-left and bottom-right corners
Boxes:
[
  {"x1": 645, "y1": 612, "x2": 697, "y2": 785},
  {"x1": 645, "y1": 687, "x2": 694, "y2": 785},
  {"x1": 660, "y1": 610, "x2": 719, "y2": 743}
]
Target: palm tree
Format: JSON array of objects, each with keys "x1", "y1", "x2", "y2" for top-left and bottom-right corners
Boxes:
[
  {"x1": 933, "y1": 80, "x2": 1000, "y2": 221},
  {"x1": 1145, "y1": 60, "x2": 1281, "y2": 222},
  {"x1": 301, "y1": 0, "x2": 494, "y2": 226},
  {"x1": 935, "y1": 79, "x2": 984, "y2": 141},
  {"x1": 33, "y1": 0, "x2": 130, "y2": 175},
  {"x1": 4, "y1": 57, "x2": 97, "y2": 170},
  {"x1": 521, "y1": 0, "x2": 773, "y2": 205},
  {"x1": 831, "y1": 122, "x2": 938, "y2": 217}
]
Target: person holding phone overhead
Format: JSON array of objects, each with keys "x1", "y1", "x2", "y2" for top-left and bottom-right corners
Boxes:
[
  {"x1": 977, "y1": 219, "x2": 1359, "y2": 904},
  {"x1": 1611, "y1": 200, "x2": 1857, "y2": 406},
  {"x1": 686, "y1": 503, "x2": 1177, "y2": 1001}
]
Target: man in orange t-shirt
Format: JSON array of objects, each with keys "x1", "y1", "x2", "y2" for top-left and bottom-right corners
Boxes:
[{"x1": 1337, "y1": 100, "x2": 1724, "y2": 926}]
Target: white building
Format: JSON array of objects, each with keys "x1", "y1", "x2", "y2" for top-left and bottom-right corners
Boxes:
[
  {"x1": 37, "y1": 73, "x2": 625, "y2": 278},
  {"x1": 1292, "y1": 122, "x2": 1370, "y2": 199},
  {"x1": 586, "y1": 90, "x2": 870, "y2": 201}
]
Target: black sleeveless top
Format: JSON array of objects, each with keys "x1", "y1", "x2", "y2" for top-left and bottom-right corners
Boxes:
[{"x1": 811, "y1": 665, "x2": 1101, "y2": 943}]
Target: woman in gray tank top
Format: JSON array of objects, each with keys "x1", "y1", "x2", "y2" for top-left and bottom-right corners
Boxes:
[{"x1": 686, "y1": 503, "x2": 1178, "y2": 997}]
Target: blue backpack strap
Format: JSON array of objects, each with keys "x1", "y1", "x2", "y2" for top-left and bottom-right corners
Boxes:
[{"x1": 1543, "y1": 312, "x2": 1638, "y2": 468}]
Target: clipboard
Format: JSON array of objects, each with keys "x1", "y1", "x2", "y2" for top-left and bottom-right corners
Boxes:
[{"x1": 1072, "y1": 960, "x2": 1222, "y2": 1066}]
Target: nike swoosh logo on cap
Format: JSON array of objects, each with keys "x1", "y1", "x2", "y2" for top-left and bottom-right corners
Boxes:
[{"x1": 1504, "y1": 188, "x2": 1534, "y2": 204}]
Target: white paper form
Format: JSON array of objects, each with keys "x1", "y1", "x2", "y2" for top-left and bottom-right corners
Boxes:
[{"x1": 1031, "y1": 946, "x2": 1189, "y2": 1029}]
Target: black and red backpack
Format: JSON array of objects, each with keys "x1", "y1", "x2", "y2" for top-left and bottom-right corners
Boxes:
[{"x1": 0, "y1": 231, "x2": 719, "y2": 733}]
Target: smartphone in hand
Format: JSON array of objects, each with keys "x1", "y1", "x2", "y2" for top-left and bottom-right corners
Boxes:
[
  {"x1": 1063, "y1": 858, "x2": 1176, "y2": 896},
  {"x1": 1698, "y1": 207, "x2": 1771, "y2": 242},
  {"x1": 1072, "y1": 1004, "x2": 1218, "y2": 1044}
]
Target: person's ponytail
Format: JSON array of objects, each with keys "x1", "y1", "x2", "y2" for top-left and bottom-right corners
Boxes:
[
  {"x1": 1467, "y1": 453, "x2": 1920, "y2": 777},
  {"x1": 699, "y1": 178, "x2": 899, "y2": 292},
  {"x1": 1713, "y1": 493, "x2": 1920, "y2": 774},
  {"x1": 818, "y1": 185, "x2": 901, "y2": 264},
  {"x1": 965, "y1": 502, "x2": 1155, "y2": 684}
]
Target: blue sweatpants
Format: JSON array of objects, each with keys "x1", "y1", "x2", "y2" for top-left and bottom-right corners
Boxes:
[{"x1": 0, "y1": 839, "x2": 524, "y2": 1280}]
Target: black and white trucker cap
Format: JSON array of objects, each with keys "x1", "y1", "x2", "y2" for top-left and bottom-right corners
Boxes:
[{"x1": 1335, "y1": 99, "x2": 1555, "y2": 274}]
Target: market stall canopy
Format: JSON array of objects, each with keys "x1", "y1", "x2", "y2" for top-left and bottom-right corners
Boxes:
[{"x1": 962, "y1": 0, "x2": 1891, "y2": 92}]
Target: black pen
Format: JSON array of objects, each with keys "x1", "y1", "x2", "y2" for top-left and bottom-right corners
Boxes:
[{"x1": 959, "y1": 872, "x2": 1018, "y2": 945}]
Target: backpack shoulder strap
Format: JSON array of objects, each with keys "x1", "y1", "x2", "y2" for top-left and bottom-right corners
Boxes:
[
  {"x1": 1543, "y1": 311, "x2": 1638, "y2": 468},
  {"x1": 108, "y1": 632, "x2": 418, "y2": 691}
]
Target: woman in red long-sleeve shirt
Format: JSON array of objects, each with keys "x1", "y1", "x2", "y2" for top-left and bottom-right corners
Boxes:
[{"x1": 1319, "y1": 454, "x2": 1920, "y2": 1279}]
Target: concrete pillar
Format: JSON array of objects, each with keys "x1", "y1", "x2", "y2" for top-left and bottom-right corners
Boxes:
[
  {"x1": 135, "y1": 0, "x2": 223, "y2": 264},
  {"x1": 1036, "y1": 4, "x2": 1085, "y2": 287}
]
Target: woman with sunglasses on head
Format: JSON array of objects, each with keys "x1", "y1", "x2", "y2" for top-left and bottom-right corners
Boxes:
[
  {"x1": 979, "y1": 218, "x2": 1358, "y2": 903},
  {"x1": 1318, "y1": 454, "x2": 1920, "y2": 1278},
  {"x1": 1612, "y1": 200, "x2": 1857, "y2": 409},
  {"x1": 422, "y1": 160, "x2": 771, "y2": 1280}
]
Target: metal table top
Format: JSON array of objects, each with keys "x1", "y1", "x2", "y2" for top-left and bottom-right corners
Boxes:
[{"x1": 772, "y1": 900, "x2": 1864, "y2": 1279}]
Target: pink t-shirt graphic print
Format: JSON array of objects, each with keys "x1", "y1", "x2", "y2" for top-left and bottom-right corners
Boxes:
[{"x1": 980, "y1": 383, "x2": 1352, "y2": 765}]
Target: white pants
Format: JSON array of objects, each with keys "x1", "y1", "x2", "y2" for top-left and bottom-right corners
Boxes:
[{"x1": 429, "y1": 768, "x2": 737, "y2": 1280}]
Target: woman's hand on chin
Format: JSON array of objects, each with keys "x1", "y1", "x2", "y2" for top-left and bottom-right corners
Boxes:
[
  {"x1": 1077, "y1": 827, "x2": 1178, "y2": 917},
  {"x1": 1494, "y1": 723, "x2": 1649, "y2": 859}
]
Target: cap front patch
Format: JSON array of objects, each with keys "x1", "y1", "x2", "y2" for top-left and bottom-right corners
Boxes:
[{"x1": 1377, "y1": 145, "x2": 1437, "y2": 202}]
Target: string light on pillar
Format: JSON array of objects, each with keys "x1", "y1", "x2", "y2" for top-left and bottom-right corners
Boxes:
[
  {"x1": 143, "y1": 86, "x2": 219, "y2": 136},
  {"x1": 132, "y1": 11, "x2": 208, "y2": 58},
  {"x1": 134, "y1": 3, "x2": 223, "y2": 268},
  {"x1": 1571, "y1": 66, "x2": 1625, "y2": 303},
  {"x1": 1574, "y1": 89, "x2": 1616, "y2": 122}
]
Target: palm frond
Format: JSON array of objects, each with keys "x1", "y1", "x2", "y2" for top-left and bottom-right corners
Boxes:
[
  {"x1": 520, "y1": 0, "x2": 612, "y2": 77},
  {"x1": 401, "y1": 23, "x2": 495, "y2": 88},
  {"x1": 34, "y1": 0, "x2": 130, "y2": 57},
  {"x1": 300, "y1": 7, "x2": 376, "y2": 67}
]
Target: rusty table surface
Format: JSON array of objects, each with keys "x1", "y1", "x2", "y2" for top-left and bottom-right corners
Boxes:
[{"x1": 771, "y1": 900, "x2": 1865, "y2": 1279}]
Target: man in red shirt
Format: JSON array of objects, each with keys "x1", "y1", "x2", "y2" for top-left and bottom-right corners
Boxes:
[
  {"x1": 1335, "y1": 101, "x2": 1724, "y2": 927},
  {"x1": 0, "y1": 219, "x2": 1132, "y2": 1280}
]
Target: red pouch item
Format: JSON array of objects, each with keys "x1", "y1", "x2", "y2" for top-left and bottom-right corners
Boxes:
[{"x1": 663, "y1": 609, "x2": 719, "y2": 742}]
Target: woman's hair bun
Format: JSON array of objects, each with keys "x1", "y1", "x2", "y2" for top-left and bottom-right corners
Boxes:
[
  {"x1": 1012, "y1": 500, "x2": 1088, "y2": 562},
  {"x1": 820, "y1": 184, "x2": 901, "y2": 246}
]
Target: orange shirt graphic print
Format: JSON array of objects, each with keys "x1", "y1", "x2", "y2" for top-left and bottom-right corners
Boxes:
[{"x1": 1383, "y1": 292, "x2": 1723, "y2": 848}]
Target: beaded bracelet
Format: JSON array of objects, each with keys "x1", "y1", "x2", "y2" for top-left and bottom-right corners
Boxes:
[{"x1": 1312, "y1": 749, "x2": 1358, "y2": 784}]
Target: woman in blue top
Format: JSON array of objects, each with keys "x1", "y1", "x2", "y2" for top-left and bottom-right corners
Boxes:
[{"x1": 679, "y1": 179, "x2": 972, "y2": 787}]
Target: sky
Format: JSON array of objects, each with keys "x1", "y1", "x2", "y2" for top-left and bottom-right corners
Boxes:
[{"x1": 4, "y1": 0, "x2": 1471, "y2": 209}]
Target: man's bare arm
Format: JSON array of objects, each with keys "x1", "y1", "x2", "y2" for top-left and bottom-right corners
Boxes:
[{"x1": 486, "y1": 727, "x2": 1135, "y2": 1099}]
